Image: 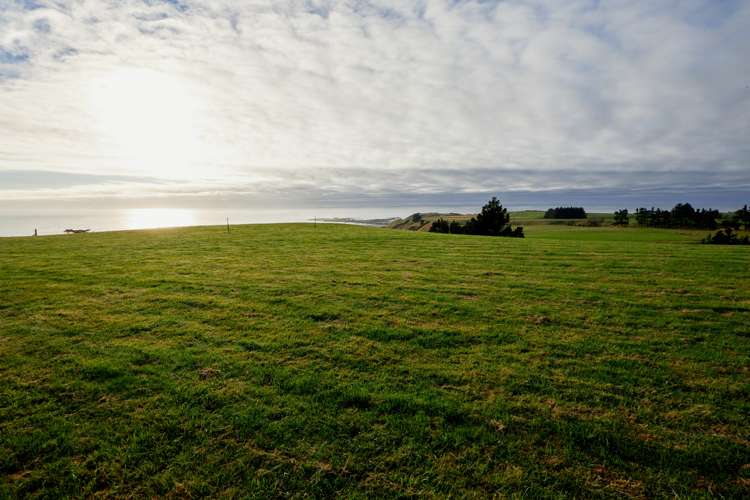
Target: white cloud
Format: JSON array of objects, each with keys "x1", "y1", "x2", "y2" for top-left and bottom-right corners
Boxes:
[{"x1": 0, "y1": 0, "x2": 749, "y2": 203}]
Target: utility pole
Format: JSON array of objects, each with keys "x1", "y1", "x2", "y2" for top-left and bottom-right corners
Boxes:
[{"x1": 226, "y1": 217, "x2": 230, "y2": 233}]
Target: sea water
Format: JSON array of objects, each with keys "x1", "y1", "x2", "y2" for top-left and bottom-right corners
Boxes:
[{"x1": 0, "y1": 206, "x2": 474, "y2": 237}]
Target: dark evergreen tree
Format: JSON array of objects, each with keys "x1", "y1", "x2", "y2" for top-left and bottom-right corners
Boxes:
[
  {"x1": 429, "y1": 218, "x2": 450, "y2": 233},
  {"x1": 469, "y1": 197, "x2": 510, "y2": 235},
  {"x1": 694, "y1": 208, "x2": 719, "y2": 229},
  {"x1": 613, "y1": 209, "x2": 629, "y2": 226},
  {"x1": 429, "y1": 198, "x2": 523, "y2": 238},
  {"x1": 449, "y1": 221, "x2": 464, "y2": 234},
  {"x1": 735, "y1": 205, "x2": 750, "y2": 231},
  {"x1": 653, "y1": 208, "x2": 672, "y2": 227},
  {"x1": 671, "y1": 203, "x2": 696, "y2": 227},
  {"x1": 635, "y1": 208, "x2": 652, "y2": 226}
]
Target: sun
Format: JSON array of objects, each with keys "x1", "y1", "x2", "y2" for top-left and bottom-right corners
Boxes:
[{"x1": 88, "y1": 67, "x2": 209, "y2": 180}]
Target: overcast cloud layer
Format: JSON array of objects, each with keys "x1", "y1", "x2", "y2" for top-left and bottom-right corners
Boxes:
[{"x1": 1, "y1": 0, "x2": 749, "y2": 208}]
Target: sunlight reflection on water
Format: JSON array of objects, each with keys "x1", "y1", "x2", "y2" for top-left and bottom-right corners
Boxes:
[{"x1": 122, "y1": 208, "x2": 197, "y2": 230}]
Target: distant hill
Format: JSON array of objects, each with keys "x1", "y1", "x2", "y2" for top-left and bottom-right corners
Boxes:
[
  {"x1": 388, "y1": 212, "x2": 473, "y2": 231},
  {"x1": 314, "y1": 217, "x2": 399, "y2": 227}
]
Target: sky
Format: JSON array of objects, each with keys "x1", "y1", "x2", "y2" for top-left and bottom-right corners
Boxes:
[{"x1": 1, "y1": 0, "x2": 749, "y2": 211}]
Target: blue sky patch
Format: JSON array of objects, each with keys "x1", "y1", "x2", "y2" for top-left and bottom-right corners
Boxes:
[
  {"x1": 32, "y1": 18, "x2": 51, "y2": 33},
  {"x1": 16, "y1": 0, "x2": 45, "y2": 10},
  {"x1": 0, "y1": 48, "x2": 30, "y2": 64},
  {"x1": 143, "y1": 0, "x2": 189, "y2": 13}
]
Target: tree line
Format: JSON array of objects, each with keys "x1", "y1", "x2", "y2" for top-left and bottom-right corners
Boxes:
[
  {"x1": 543, "y1": 207, "x2": 587, "y2": 219},
  {"x1": 611, "y1": 203, "x2": 750, "y2": 230},
  {"x1": 631, "y1": 203, "x2": 720, "y2": 229},
  {"x1": 430, "y1": 197, "x2": 524, "y2": 238},
  {"x1": 612, "y1": 203, "x2": 749, "y2": 245}
]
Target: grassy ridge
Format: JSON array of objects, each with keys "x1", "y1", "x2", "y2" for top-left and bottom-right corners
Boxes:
[{"x1": 1, "y1": 224, "x2": 749, "y2": 497}]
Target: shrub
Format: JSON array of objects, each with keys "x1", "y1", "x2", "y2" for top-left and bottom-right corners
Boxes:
[{"x1": 702, "y1": 228, "x2": 750, "y2": 245}]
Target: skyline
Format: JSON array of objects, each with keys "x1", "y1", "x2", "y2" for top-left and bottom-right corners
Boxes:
[{"x1": 1, "y1": 0, "x2": 749, "y2": 210}]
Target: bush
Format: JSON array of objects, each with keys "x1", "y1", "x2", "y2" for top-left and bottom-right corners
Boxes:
[{"x1": 702, "y1": 228, "x2": 749, "y2": 245}]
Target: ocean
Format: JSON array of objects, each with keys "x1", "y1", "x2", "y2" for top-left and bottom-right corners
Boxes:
[{"x1": 0, "y1": 206, "x2": 474, "y2": 237}]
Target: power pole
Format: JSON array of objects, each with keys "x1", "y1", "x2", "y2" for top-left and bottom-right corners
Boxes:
[{"x1": 226, "y1": 217, "x2": 230, "y2": 233}]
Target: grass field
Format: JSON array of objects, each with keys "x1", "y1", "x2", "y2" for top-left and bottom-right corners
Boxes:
[{"x1": 1, "y1": 223, "x2": 749, "y2": 497}]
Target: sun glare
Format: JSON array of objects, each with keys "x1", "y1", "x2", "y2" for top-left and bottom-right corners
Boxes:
[
  {"x1": 122, "y1": 208, "x2": 196, "y2": 231},
  {"x1": 89, "y1": 68, "x2": 209, "y2": 180}
]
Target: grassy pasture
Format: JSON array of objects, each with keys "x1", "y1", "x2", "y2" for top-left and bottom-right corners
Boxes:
[{"x1": 1, "y1": 223, "x2": 749, "y2": 497}]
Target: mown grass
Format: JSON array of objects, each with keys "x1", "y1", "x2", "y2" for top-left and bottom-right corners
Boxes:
[{"x1": 1, "y1": 223, "x2": 749, "y2": 498}]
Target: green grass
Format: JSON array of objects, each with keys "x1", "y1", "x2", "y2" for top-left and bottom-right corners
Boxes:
[
  {"x1": 523, "y1": 224, "x2": 715, "y2": 242},
  {"x1": 1, "y1": 224, "x2": 749, "y2": 497}
]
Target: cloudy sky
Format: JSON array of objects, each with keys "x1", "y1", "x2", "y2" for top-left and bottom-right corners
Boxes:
[{"x1": 1, "y1": 0, "x2": 749, "y2": 210}]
